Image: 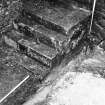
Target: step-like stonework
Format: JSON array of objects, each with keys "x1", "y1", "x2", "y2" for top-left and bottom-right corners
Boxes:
[
  {"x1": 14, "y1": 14, "x2": 88, "y2": 54},
  {"x1": 3, "y1": 30, "x2": 61, "y2": 68},
  {"x1": 18, "y1": 38, "x2": 61, "y2": 68},
  {"x1": 23, "y1": 0, "x2": 90, "y2": 35},
  {"x1": 15, "y1": 17, "x2": 69, "y2": 54}
]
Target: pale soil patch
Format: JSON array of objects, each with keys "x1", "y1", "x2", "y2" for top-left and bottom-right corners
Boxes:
[{"x1": 47, "y1": 72, "x2": 105, "y2": 105}]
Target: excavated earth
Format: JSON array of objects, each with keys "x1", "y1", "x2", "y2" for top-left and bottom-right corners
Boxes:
[{"x1": 1, "y1": 0, "x2": 105, "y2": 105}]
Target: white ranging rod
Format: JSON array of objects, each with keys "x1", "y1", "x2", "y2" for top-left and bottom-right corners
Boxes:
[
  {"x1": 89, "y1": 0, "x2": 97, "y2": 34},
  {"x1": 0, "y1": 75, "x2": 30, "y2": 104}
]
